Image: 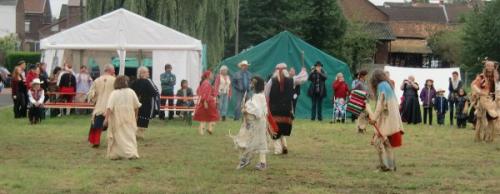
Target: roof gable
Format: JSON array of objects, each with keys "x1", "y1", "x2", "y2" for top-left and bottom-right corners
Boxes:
[
  {"x1": 24, "y1": 0, "x2": 47, "y2": 13},
  {"x1": 40, "y1": 8, "x2": 202, "y2": 50}
]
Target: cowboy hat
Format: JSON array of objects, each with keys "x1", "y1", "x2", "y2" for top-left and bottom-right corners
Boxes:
[
  {"x1": 314, "y1": 61, "x2": 323, "y2": 67},
  {"x1": 238, "y1": 60, "x2": 250, "y2": 67},
  {"x1": 437, "y1": 88, "x2": 446, "y2": 93},
  {"x1": 31, "y1": 78, "x2": 43, "y2": 85}
]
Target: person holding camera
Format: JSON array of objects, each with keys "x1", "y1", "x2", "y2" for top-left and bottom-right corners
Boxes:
[
  {"x1": 308, "y1": 61, "x2": 327, "y2": 121},
  {"x1": 400, "y1": 75, "x2": 422, "y2": 124},
  {"x1": 448, "y1": 71, "x2": 463, "y2": 126}
]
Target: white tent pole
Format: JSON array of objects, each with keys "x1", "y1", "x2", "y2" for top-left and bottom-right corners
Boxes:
[{"x1": 117, "y1": 49, "x2": 126, "y2": 75}]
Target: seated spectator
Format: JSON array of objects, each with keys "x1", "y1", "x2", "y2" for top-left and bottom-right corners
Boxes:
[
  {"x1": 28, "y1": 78, "x2": 45, "y2": 124},
  {"x1": 176, "y1": 80, "x2": 195, "y2": 117}
]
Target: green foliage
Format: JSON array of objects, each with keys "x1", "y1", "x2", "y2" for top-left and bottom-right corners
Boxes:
[
  {"x1": 228, "y1": 0, "x2": 351, "y2": 65},
  {"x1": 428, "y1": 29, "x2": 464, "y2": 66},
  {"x1": 86, "y1": 0, "x2": 237, "y2": 68},
  {"x1": 0, "y1": 34, "x2": 18, "y2": 53},
  {"x1": 462, "y1": 0, "x2": 500, "y2": 74},
  {"x1": 336, "y1": 22, "x2": 378, "y2": 73},
  {"x1": 4, "y1": 52, "x2": 41, "y2": 71}
]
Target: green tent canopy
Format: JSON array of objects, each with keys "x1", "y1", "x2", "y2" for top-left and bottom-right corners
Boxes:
[
  {"x1": 111, "y1": 57, "x2": 153, "y2": 68},
  {"x1": 219, "y1": 31, "x2": 352, "y2": 119}
]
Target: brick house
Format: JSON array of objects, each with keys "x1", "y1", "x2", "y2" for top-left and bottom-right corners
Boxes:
[
  {"x1": 0, "y1": 0, "x2": 24, "y2": 62},
  {"x1": 24, "y1": 0, "x2": 52, "y2": 51},
  {"x1": 39, "y1": 0, "x2": 85, "y2": 39},
  {"x1": 339, "y1": 0, "x2": 395, "y2": 65},
  {"x1": 340, "y1": 0, "x2": 475, "y2": 68}
]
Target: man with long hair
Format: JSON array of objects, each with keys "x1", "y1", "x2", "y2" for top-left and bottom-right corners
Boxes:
[
  {"x1": 266, "y1": 63, "x2": 294, "y2": 155},
  {"x1": 471, "y1": 60, "x2": 498, "y2": 142}
]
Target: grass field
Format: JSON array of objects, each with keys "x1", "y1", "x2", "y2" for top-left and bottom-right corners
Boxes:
[{"x1": 1, "y1": 107, "x2": 500, "y2": 194}]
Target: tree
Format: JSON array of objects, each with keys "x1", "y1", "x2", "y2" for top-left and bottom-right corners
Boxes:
[
  {"x1": 301, "y1": 0, "x2": 347, "y2": 55},
  {"x1": 0, "y1": 34, "x2": 18, "y2": 53},
  {"x1": 462, "y1": 0, "x2": 500, "y2": 74},
  {"x1": 428, "y1": 29, "x2": 464, "y2": 66},
  {"x1": 86, "y1": 0, "x2": 237, "y2": 67},
  {"x1": 336, "y1": 22, "x2": 377, "y2": 73}
]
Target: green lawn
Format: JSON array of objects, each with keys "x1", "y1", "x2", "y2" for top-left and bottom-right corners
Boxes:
[{"x1": 1, "y1": 107, "x2": 500, "y2": 194}]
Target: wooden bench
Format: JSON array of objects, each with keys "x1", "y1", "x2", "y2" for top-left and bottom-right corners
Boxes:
[{"x1": 159, "y1": 96, "x2": 198, "y2": 125}]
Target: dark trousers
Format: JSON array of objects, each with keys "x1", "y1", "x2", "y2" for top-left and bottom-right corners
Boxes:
[
  {"x1": 13, "y1": 94, "x2": 27, "y2": 118},
  {"x1": 311, "y1": 96, "x2": 323, "y2": 121},
  {"x1": 437, "y1": 112, "x2": 446, "y2": 125},
  {"x1": 159, "y1": 90, "x2": 174, "y2": 119},
  {"x1": 457, "y1": 118, "x2": 467, "y2": 128},
  {"x1": 449, "y1": 100, "x2": 456, "y2": 125},
  {"x1": 423, "y1": 107, "x2": 433, "y2": 125},
  {"x1": 28, "y1": 106, "x2": 43, "y2": 123}
]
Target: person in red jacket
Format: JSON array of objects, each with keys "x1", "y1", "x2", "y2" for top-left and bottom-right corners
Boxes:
[
  {"x1": 25, "y1": 65, "x2": 40, "y2": 90},
  {"x1": 332, "y1": 72, "x2": 349, "y2": 123}
]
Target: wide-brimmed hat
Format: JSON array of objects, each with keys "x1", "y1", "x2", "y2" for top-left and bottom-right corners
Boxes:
[
  {"x1": 31, "y1": 78, "x2": 43, "y2": 85},
  {"x1": 437, "y1": 89, "x2": 445, "y2": 93},
  {"x1": 238, "y1": 60, "x2": 250, "y2": 67},
  {"x1": 425, "y1": 79, "x2": 434, "y2": 83},
  {"x1": 314, "y1": 61, "x2": 323, "y2": 67}
]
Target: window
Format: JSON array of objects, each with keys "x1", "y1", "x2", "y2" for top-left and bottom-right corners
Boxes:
[
  {"x1": 50, "y1": 24, "x2": 59, "y2": 32},
  {"x1": 24, "y1": 21, "x2": 30, "y2": 33}
]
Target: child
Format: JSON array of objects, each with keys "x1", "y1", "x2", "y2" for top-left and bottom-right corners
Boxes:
[
  {"x1": 456, "y1": 88, "x2": 469, "y2": 128},
  {"x1": 176, "y1": 80, "x2": 195, "y2": 124},
  {"x1": 334, "y1": 98, "x2": 347, "y2": 123},
  {"x1": 419, "y1": 79, "x2": 436, "y2": 125},
  {"x1": 434, "y1": 89, "x2": 449, "y2": 125},
  {"x1": 28, "y1": 78, "x2": 45, "y2": 124},
  {"x1": 231, "y1": 76, "x2": 269, "y2": 171}
]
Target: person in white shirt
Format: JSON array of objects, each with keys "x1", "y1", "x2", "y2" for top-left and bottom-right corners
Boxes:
[
  {"x1": 28, "y1": 78, "x2": 45, "y2": 124},
  {"x1": 214, "y1": 65, "x2": 232, "y2": 121}
]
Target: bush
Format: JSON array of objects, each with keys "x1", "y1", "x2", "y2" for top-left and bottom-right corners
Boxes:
[{"x1": 4, "y1": 51, "x2": 41, "y2": 72}]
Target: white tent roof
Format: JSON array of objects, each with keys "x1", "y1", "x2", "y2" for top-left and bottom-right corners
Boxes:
[{"x1": 40, "y1": 8, "x2": 202, "y2": 51}]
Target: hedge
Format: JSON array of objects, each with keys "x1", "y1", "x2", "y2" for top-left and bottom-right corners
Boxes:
[{"x1": 4, "y1": 51, "x2": 41, "y2": 72}]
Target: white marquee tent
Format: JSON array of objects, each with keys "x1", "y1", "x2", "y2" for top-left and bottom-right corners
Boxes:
[{"x1": 40, "y1": 8, "x2": 203, "y2": 91}]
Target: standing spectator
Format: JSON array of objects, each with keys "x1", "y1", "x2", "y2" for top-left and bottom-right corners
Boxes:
[
  {"x1": 420, "y1": 79, "x2": 436, "y2": 125},
  {"x1": 214, "y1": 65, "x2": 231, "y2": 121},
  {"x1": 332, "y1": 73, "x2": 349, "y2": 123},
  {"x1": 105, "y1": 75, "x2": 141, "y2": 160},
  {"x1": 448, "y1": 71, "x2": 463, "y2": 126},
  {"x1": 400, "y1": 75, "x2": 422, "y2": 124},
  {"x1": 87, "y1": 64, "x2": 116, "y2": 148},
  {"x1": 25, "y1": 65, "x2": 40, "y2": 89},
  {"x1": 434, "y1": 89, "x2": 449, "y2": 125},
  {"x1": 76, "y1": 65, "x2": 93, "y2": 114},
  {"x1": 58, "y1": 64, "x2": 77, "y2": 115},
  {"x1": 48, "y1": 67, "x2": 62, "y2": 117},
  {"x1": 131, "y1": 67, "x2": 160, "y2": 140},
  {"x1": 28, "y1": 78, "x2": 45, "y2": 124},
  {"x1": 456, "y1": 88, "x2": 469, "y2": 128},
  {"x1": 159, "y1": 64, "x2": 176, "y2": 120},
  {"x1": 194, "y1": 71, "x2": 219, "y2": 135},
  {"x1": 308, "y1": 61, "x2": 327, "y2": 121},
  {"x1": 366, "y1": 69, "x2": 404, "y2": 172},
  {"x1": 0, "y1": 72, "x2": 3, "y2": 93},
  {"x1": 232, "y1": 60, "x2": 252, "y2": 120},
  {"x1": 11, "y1": 65, "x2": 27, "y2": 118}
]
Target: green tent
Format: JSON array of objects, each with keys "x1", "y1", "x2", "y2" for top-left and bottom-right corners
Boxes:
[{"x1": 219, "y1": 31, "x2": 352, "y2": 119}]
